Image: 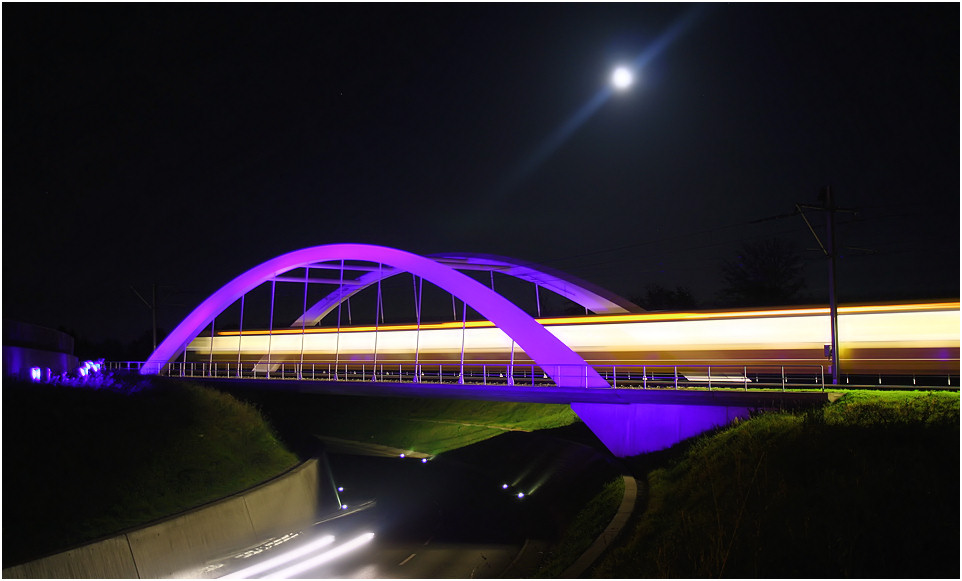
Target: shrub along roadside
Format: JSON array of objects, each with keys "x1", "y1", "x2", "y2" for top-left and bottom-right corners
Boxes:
[
  {"x1": 2, "y1": 378, "x2": 298, "y2": 567},
  {"x1": 591, "y1": 390, "x2": 960, "y2": 578}
]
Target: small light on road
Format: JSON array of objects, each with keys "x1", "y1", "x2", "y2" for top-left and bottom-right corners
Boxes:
[{"x1": 517, "y1": 492, "x2": 525, "y2": 499}]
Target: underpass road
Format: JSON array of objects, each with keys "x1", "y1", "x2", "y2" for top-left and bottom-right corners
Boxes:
[
  {"x1": 197, "y1": 518, "x2": 524, "y2": 579},
  {"x1": 298, "y1": 539, "x2": 520, "y2": 579},
  {"x1": 186, "y1": 390, "x2": 622, "y2": 579}
]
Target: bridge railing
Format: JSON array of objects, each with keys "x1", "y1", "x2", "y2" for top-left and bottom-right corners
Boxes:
[{"x1": 106, "y1": 360, "x2": 831, "y2": 391}]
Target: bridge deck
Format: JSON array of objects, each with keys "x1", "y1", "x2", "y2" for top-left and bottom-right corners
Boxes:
[{"x1": 185, "y1": 377, "x2": 836, "y2": 408}]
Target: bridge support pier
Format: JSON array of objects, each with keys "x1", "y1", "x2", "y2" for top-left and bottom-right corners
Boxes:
[{"x1": 570, "y1": 402, "x2": 751, "y2": 458}]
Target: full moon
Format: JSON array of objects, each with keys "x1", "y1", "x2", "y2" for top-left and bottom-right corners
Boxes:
[{"x1": 611, "y1": 66, "x2": 634, "y2": 90}]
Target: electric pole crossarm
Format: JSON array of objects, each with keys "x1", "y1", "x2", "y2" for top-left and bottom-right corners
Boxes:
[
  {"x1": 131, "y1": 286, "x2": 152, "y2": 309},
  {"x1": 131, "y1": 284, "x2": 158, "y2": 352},
  {"x1": 795, "y1": 204, "x2": 828, "y2": 256}
]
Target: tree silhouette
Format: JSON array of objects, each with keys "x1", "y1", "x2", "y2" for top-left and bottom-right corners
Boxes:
[
  {"x1": 633, "y1": 284, "x2": 697, "y2": 311},
  {"x1": 719, "y1": 238, "x2": 805, "y2": 307}
]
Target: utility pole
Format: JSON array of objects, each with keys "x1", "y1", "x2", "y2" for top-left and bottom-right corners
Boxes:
[
  {"x1": 152, "y1": 282, "x2": 157, "y2": 353},
  {"x1": 796, "y1": 186, "x2": 853, "y2": 385},
  {"x1": 823, "y1": 186, "x2": 840, "y2": 386}
]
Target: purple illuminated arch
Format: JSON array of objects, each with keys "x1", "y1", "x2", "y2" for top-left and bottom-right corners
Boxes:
[
  {"x1": 140, "y1": 244, "x2": 608, "y2": 388},
  {"x1": 435, "y1": 253, "x2": 643, "y2": 314},
  {"x1": 292, "y1": 252, "x2": 642, "y2": 327}
]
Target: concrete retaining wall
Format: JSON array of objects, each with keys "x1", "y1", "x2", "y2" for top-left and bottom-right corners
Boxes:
[
  {"x1": 2, "y1": 321, "x2": 75, "y2": 354},
  {"x1": 3, "y1": 345, "x2": 78, "y2": 380},
  {"x1": 3, "y1": 458, "x2": 321, "y2": 579},
  {"x1": 3, "y1": 321, "x2": 77, "y2": 380}
]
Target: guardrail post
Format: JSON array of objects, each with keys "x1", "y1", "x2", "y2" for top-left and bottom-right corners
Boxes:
[
  {"x1": 781, "y1": 366, "x2": 786, "y2": 391},
  {"x1": 744, "y1": 365, "x2": 748, "y2": 391},
  {"x1": 674, "y1": 366, "x2": 678, "y2": 389},
  {"x1": 612, "y1": 365, "x2": 617, "y2": 388},
  {"x1": 708, "y1": 365, "x2": 712, "y2": 391},
  {"x1": 643, "y1": 365, "x2": 647, "y2": 390}
]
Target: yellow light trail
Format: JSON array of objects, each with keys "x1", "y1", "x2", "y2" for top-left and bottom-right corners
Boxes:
[{"x1": 214, "y1": 301, "x2": 959, "y2": 336}]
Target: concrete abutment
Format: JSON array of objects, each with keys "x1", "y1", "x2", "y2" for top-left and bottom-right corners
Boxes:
[
  {"x1": 571, "y1": 402, "x2": 752, "y2": 457},
  {"x1": 2, "y1": 458, "x2": 323, "y2": 579}
]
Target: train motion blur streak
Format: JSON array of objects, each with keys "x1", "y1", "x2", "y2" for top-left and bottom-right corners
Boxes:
[{"x1": 190, "y1": 301, "x2": 960, "y2": 377}]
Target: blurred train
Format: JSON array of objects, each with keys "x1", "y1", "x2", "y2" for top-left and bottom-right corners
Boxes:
[{"x1": 186, "y1": 301, "x2": 959, "y2": 381}]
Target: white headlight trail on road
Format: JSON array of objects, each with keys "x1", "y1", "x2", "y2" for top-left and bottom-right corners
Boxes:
[
  {"x1": 263, "y1": 532, "x2": 376, "y2": 579},
  {"x1": 219, "y1": 535, "x2": 335, "y2": 579}
]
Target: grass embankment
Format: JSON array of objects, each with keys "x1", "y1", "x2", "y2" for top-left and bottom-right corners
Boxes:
[
  {"x1": 226, "y1": 386, "x2": 580, "y2": 455},
  {"x1": 2, "y1": 378, "x2": 298, "y2": 567},
  {"x1": 593, "y1": 390, "x2": 960, "y2": 578}
]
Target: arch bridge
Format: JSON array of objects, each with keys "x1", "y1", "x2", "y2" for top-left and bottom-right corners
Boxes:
[{"x1": 138, "y1": 243, "x2": 829, "y2": 457}]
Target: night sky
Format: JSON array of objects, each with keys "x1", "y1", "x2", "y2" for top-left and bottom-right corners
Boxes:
[{"x1": 4, "y1": 4, "x2": 959, "y2": 348}]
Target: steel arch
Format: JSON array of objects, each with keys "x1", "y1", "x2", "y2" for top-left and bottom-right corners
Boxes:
[
  {"x1": 140, "y1": 244, "x2": 608, "y2": 387},
  {"x1": 291, "y1": 253, "x2": 642, "y2": 327}
]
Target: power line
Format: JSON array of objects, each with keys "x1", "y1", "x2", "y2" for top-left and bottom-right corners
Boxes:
[{"x1": 540, "y1": 208, "x2": 829, "y2": 268}]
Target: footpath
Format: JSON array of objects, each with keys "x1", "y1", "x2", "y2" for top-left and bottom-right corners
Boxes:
[{"x1": 501, "y1": 473, "x2": 638, "y2": 578}]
